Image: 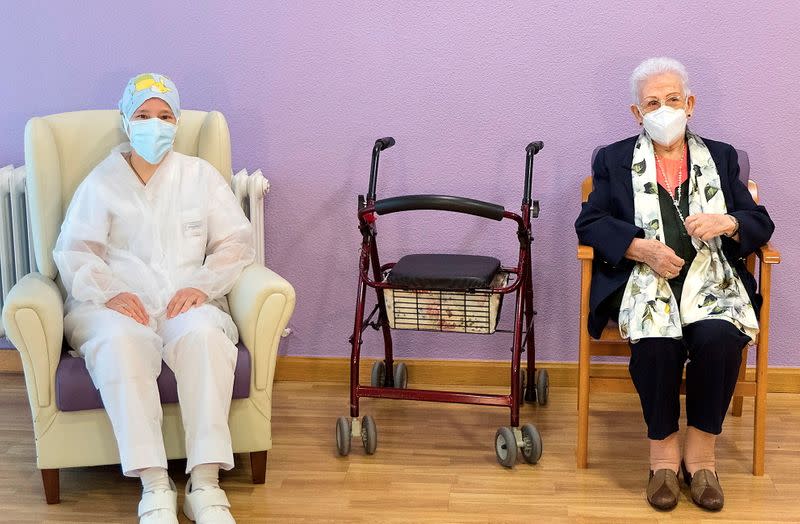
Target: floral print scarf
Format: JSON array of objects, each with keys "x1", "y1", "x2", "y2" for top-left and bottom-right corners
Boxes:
[{"x1": 618, "y1": 130, "x2": 758, "y2": 343}]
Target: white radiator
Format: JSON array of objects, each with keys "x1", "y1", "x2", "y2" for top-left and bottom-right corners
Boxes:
[
  {"x1": 0, "y1": 165, "x2": 36, "y2": 336},
  {"x1": 231, "y1": 168, "x2": 270, "y2": 267},
  {"x1": 0, "y1": 165, "x2": 270, "y2": 338}
]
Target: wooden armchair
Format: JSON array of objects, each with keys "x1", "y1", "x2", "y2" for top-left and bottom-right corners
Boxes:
[{"x1": 576, "y1": 155, "x2": 780, "y2": 475}]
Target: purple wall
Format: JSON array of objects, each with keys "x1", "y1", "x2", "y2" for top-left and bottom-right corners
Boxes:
[{"x1": 2, "y1": 2, "x2": 798, "y2": 365}]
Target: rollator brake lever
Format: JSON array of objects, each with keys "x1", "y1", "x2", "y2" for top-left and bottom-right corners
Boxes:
[{"x1": 517, "y1": 227, "x2": 531, "y2": 244}]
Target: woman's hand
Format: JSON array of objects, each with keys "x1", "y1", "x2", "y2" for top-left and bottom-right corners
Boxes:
[
  {"x1": 684, "y1": 213, "x2": 737, "y2": 241},
  {"x1": 625, "y1": 238, "x2": 685, "y2": 279},
  {"x1": 106, "y1": 292, "x2": 149, "y2": 324},
  {"x1": 167, "y1": 287, "x2": 208, "y2": 318}
]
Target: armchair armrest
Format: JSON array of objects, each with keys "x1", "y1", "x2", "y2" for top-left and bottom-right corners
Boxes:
[
  {"x1": 228, "y1": 264, "x2": 296, "y2": 393},
  {"x1": 1, "y1": 273, "x2": 64, "y2": 409},
  {"x1": 757, "y1": 243, "x2": 781, "y2": 265},
  {"x1": 577, "y1": 245, "x2": 595, "y2": 260}
]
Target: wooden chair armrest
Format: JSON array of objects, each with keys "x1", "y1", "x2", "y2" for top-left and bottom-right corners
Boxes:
[
  {"x1": 757, "y1": 243, "x2": 781, "y2": 265},
  {"x1": 577, "y1": 244, "x2": 594, "y2": 260}
]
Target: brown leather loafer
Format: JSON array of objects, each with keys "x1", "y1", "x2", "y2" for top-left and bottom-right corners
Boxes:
[
  {"x1": 682, "y1": 461, "x2": 724, "y2": 511},
  {"x1": 647, "y1": 469, "x2": 680, "y2": 511}
]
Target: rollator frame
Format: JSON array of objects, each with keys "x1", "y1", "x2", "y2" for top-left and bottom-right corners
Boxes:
[{"x1": 337, "y1": 137, "x2": 546, "y2": 467}]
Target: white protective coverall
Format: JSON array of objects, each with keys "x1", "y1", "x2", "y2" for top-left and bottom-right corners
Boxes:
[{"x1": 53, "y1": 144, "x2": 255, "y2": 476}]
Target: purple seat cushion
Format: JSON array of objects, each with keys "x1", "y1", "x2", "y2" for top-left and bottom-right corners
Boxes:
[{"x1": 55, "y1": 342, "x2": 251, "y2": 412}]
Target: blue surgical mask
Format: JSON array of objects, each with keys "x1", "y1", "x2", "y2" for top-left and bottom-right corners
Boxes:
[{"x1": 127, "y1": 117, "x2": 177, "y2": 164}]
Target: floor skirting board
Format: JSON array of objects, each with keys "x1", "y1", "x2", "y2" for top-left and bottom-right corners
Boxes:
[
  {"x1": 272, "y1": 355, "x2": 800, "y2": 394},
  {"x1": 3, "y1": 350, "x2": 798, "y2": 393},
  {"x1": 0, "y1": 349, "x2": 22, "y2": 374}
]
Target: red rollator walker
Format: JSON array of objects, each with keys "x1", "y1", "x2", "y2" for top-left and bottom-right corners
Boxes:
[{"x1": 335, "y1": 137, "x2": 547, "y2": 467}]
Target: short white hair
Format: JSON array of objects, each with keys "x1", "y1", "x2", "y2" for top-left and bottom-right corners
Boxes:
[{"x1": 630, "y1": 57, "x2": 691, "y2": 104}]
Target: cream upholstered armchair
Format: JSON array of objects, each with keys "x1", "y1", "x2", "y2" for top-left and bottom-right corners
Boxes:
[{"x1": 1, "y1": 110, "x2": 295, "y2": 503}]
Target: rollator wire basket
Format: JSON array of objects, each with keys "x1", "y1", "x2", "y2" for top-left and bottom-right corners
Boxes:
[{"x1": 383, "y1": 272, "x2": 509, "y2": 334}]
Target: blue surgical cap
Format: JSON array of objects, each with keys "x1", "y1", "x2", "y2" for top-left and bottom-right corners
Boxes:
[{"x1": 119, "y1": 73, "x2": 181, "y2": 122}]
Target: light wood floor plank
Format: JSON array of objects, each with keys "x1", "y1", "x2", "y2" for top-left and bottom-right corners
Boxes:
[{"x1": 1, "y1": 374, "x2": 799, "y2": 522}]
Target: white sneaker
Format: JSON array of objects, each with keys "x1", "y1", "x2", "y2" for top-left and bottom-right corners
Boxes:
[
  {"x1": 183, "y1": 479, "x2": 236, "y2": 523},
  {"x1": 138, "y1": 479, "x2": 178, "y2": 524}
]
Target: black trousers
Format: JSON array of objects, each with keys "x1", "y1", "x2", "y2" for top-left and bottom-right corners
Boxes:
[{"x1": 628, "y1": 319, "x2": 751, "y2": 440}]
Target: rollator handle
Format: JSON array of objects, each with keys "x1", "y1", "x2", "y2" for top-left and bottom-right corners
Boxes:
[
  {"x1": 526, "y1": 141, "x2": 544, "y2": 154},
  {"x1": 368, "y1": 137, "x2": 396, "y2": 201},
  {"x1": 523, "y1": 141, "x2": 543, "y2": 205},
  {"x1": 375, "y1": 137, "x2": 396, "y2": 151}
]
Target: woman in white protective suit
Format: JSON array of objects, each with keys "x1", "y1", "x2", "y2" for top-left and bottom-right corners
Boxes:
[{"x1": 53, "y1": 73, "x2": 254, "y2": 524}]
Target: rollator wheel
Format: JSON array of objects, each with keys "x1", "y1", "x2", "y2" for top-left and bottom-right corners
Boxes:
[
  {"x1": 370, "y1": 360, "x2": 386, "y2": 387},
  {"x1": 393, "y1": 362, "x2": 408, "y2": 389},
  {"x1": 335, "y1": 416, "x2": 351, "y2": 456},
  {"x1": 361, "y1": 415, "x2": 378, "y2": 455},
  {"x1": 535, "y1": 369, "x2": 549, "y2": 406},
  {"x1": 494, "y1": 426, "x2": 517, "y2": 468},
  {"x1": 520, "y1": 423, "x2": 543, "y2": 464}
]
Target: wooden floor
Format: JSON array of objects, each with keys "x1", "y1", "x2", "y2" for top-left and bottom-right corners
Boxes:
[{"x1": 1, "y1": 373, "x2": 799, "y2": 523}]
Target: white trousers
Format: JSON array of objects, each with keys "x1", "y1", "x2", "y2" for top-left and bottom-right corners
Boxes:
[{"x1": 64, "y1": 303, "x2": 239, "y2": 477}]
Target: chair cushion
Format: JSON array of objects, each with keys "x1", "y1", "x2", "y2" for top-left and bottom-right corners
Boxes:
[
  {"x1": 55, "y1": 342, "x2": 251, "y2": 412},
  {"x1": 386, "y1": 254, "x2": 501, "y2": 290}
]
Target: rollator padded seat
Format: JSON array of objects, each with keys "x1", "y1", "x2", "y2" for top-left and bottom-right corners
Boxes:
[
  {"x1": 386, "y1": 254, "x2": 501, "y2": 290},
  {"x1": 55, "y1": 342, "x2": 251, "y2": 412}
]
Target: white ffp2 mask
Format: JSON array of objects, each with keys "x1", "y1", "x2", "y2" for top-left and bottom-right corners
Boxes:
[{"x1": 642, "y1": 106, "x2": 687, "y2": 146}]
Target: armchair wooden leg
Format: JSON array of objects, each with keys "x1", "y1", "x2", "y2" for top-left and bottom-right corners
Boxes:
[
  {"x1": 753, "y1": 389, "x2": 766, "y2": 476},
  {"x1": 577, "y1": 330, "x2": 591, "y2": 469},
  {"x1": 41, "y1": 469, "x2": 60, "y2": 504},
  {"x1": 577, "y1": 261, "x2": 592, "y2": 469},
  {"x1": 732, "y1": 346, "x2": 749, "y2": 417},
  {"x1": 753, "y1": 336, "x2": 769, "y2": 476},
  {"x1": 731, "y1": 396, "x2": 744, "y2": 416},
  {"x1": 250, "y1": 451, "x2": 268, "y2": 484},
  {"x1": 752, "y1": 264, "x2": 772, "y2": 476},
  {"x1": 577, "y1": 358, "x2": 590, "y2": 468}
]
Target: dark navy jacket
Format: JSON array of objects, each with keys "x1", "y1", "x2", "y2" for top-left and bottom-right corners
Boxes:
[{"x1": 574, "y1": 135, "x2": 775, "y2": 339}]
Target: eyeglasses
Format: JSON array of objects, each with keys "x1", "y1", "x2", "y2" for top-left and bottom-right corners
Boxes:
[{"x1": 638, "y1": 94, "x2": 686, "y2": 114}]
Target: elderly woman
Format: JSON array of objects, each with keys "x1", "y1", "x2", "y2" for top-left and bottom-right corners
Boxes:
[
  {"x1": 53, "y1": 74, "x2": 254, "y2": 524},
  {"x1": 575, "y1": 58, "x2": 774, "y2": 511}
]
